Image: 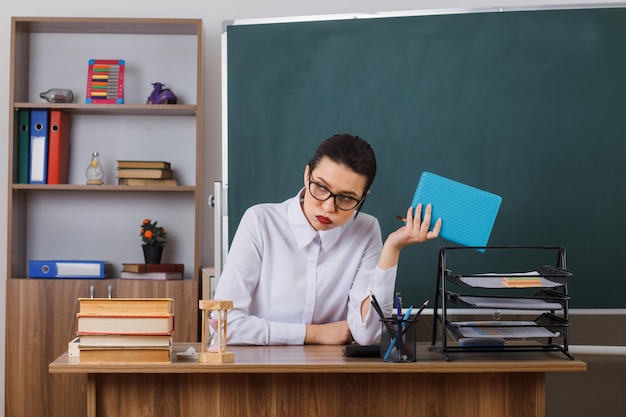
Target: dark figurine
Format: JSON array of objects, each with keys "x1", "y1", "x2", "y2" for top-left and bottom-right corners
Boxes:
[{"x1": 146, "y1": 82, "x2": 177, "y2": 104}]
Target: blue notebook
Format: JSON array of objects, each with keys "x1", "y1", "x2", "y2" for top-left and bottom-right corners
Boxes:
[{"x1": 411, "y1": 172, "x2": 502, "y2": 251}]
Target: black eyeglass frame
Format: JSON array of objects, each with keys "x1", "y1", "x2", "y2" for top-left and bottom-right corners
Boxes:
[{"x1": 307, "y1": 176, "x2": 366, "y2": 211}]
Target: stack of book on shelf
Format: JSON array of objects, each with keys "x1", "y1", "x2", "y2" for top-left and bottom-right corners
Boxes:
[
  {"x1": 120, "y1": 263, "x2": 184, "y2": 280},
  {"x1": 76, "y1": 297, "x2": 174, "y2": 363},
  {"x1": 116, "y1": 160, "x2": 177, "y2": 186}
]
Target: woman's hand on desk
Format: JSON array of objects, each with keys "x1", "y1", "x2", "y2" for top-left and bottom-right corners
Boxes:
[{"x1": 305, "y1": 321, "x2": 352, "y2": 345}]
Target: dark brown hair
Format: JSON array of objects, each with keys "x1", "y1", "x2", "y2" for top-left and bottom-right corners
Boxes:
[{"x1": 308, "y1": 133, "x2": 377, "y2": 211}]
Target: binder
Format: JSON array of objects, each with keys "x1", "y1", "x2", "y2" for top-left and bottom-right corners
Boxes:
[
  {"x1": 28, "y1": 260, "x2": 108, "y2": 279},
  {"x1": 411, "y1": 172, "x2": 502, "y2": 251},
  {"x1": 47, "y1": 110, "x2": 71, "y2": 184},
  {"x1": 16, "y1": 109, "x2": 30, "y2": 184},
  {"x1": 28, "y1": 109, "x2": 50, "y2": 184}
]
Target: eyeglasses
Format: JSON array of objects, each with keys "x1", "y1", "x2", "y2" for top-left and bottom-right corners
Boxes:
[{"x1": 308, "y1": 177, "x2": 364, "y2": 211}]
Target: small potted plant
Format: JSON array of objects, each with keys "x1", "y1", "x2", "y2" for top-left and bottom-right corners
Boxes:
[{"x1": 140, "y1": 218, "x2": 167, "y2": 264}]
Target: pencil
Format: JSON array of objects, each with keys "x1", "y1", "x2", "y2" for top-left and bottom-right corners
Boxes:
[
  {"x1": 403, "y1": 300, "x2": 429, "y2": 334},
  {"x1": 369, "y1": 291, "x2": 395, "y2": 334},
  {"x1": 414, "y1": 300, "x2": 429, "y2": 318},
  {"x1": 395, "y1": 215, "x2": 406, "y2": 222},
  {"x1": 395, "y1": 293, "x2": 403, "y2": 358}
]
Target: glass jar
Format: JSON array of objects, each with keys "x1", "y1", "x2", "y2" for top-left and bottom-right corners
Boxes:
[{"x1": 40, "y1": 88, "x2": 74, "y2": 103}]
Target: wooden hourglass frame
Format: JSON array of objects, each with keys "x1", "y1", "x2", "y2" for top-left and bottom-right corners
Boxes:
[{"x1": 198, "y1": 300, "x2": 234, "y2": 363}]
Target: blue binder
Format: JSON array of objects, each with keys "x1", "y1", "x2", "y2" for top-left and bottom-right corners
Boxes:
[
  {"x1": 411, "y1": 172, "x2": 502, "y2": 251},
  {"x1": 28, "y1": 109, "x2": 49, "y2": 184},
  {"x1": 28, "y1": 260, "x2": 107, "y2": 279}
]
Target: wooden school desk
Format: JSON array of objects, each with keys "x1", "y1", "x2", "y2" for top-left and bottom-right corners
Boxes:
[{"x1": 49, "y1": 343, "x2": 586, "y2": 417}]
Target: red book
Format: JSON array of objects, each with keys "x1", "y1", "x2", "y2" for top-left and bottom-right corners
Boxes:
[
  {"x1": 47, "y1": 110, "x2": 71, "y2": 184},
  {"x1": 121, "y1": 263, "x2": 184, "y2": 273}
]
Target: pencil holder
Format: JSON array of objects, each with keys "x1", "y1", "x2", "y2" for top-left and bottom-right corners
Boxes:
[{"x1": 380, "y1": 317, "x2": 418, "y2": 362}]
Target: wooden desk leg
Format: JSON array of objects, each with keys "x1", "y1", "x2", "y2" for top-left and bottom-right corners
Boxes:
[
  {"x1": 86, "y1": 374, "x2": 96, "y2": 417},
  {"x1": 535, "y1": 373, "x2": 546, "y2": 417}
]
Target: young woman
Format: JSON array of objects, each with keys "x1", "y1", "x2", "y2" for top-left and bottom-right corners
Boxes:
[{"x1": 214, "y1": 133, "x2": 441, "y2": 345}]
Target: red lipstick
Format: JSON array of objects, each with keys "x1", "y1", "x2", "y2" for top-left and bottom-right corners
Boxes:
[{"x1": 316, "y1": 215, "x2": 331, "y2": 225}]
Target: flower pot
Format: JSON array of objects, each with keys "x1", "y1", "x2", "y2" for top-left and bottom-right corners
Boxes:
[{"x1": 143, "y1": 245, "x2": 163, "y2": 264}]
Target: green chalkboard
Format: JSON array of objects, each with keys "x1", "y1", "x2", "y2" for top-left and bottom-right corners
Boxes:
[{"x1": 225, "y1": 7, "x2": 626, "y2": 309}]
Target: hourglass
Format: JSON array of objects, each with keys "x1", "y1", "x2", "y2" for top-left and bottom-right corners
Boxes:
[{"x1": 198, "y1": 299, "x2": 234, "y2": 363}]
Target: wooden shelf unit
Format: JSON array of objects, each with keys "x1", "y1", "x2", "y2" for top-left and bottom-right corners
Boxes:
[{"x1": 5, "y1": 17, "x2": 204, "y2": 417}]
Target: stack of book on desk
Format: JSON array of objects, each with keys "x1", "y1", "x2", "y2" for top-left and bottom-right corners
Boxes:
[
  {"x1": 120, "y1": 263, "x2": 184, "y2": 280},
  {"x1": 76, "y1": 297, "x2": 174, "y2": 363},
  {"x1": 116, "y1": 160, "x2": 177, "y2": 186}
]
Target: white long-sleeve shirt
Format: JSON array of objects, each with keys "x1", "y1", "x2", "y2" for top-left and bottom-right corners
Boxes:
[{"x1": 214, "y1": 189, "x2": 397, "y2": 345}]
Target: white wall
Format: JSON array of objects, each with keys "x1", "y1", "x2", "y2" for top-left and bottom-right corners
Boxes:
[{"x1": 0, "y1": 0, "x2": 620, "y2": 413}]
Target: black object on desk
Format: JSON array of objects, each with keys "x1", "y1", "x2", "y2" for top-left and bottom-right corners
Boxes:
[{"x1": 343, "y1": 344, "x2": 381, "y2": 358}]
